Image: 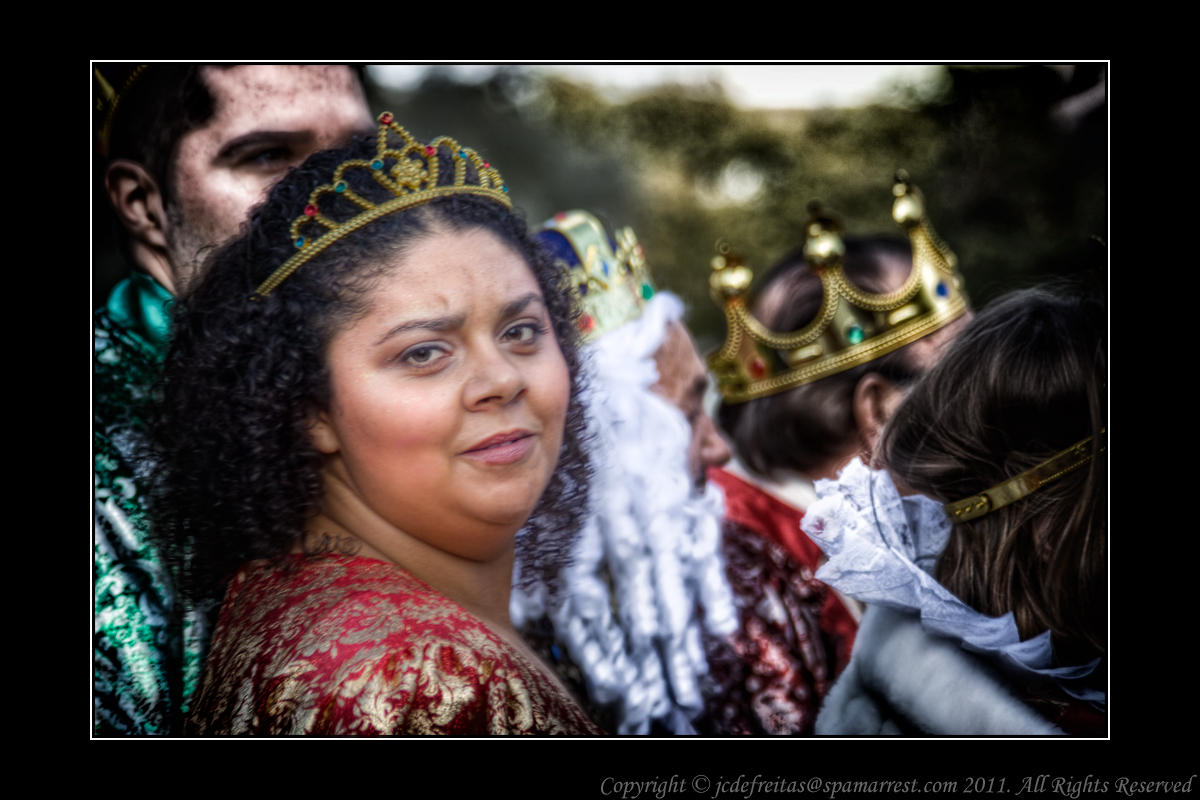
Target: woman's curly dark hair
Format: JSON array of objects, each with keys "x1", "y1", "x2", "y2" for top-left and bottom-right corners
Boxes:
[{"x1": 151, "y1": 132, "x2": 590, "y2": 609}]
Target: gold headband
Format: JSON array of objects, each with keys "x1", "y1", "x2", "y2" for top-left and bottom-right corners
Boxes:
[{"x1": 943, "y1": 429, "x2": 1106, "y2": 522}]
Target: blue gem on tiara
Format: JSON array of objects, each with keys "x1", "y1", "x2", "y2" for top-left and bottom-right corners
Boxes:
[
  {"x1": 294, "y1": 236, "x2": 305, "y2": 248},
  {"x1": 578, "y1": 283, "x2": 589, "y2": 296},
  {"x1": 371, "y1": 159, "x2": 383, "y2": 170},
  {"x1": 936, "y1": 280, "x2": 949, "y2": 297},
  {"x1": 334, "y1": 181, "x2": 347, "y2": 193},
  {"x1": 641, "y1": 284, "x2": 654, "y2": 300},
  {"x1": 501, "y1": 186, "x2": 508, "y2": 193},
  {"x1": 846, "y1": 324, "x2": 865, "y2": 345}
]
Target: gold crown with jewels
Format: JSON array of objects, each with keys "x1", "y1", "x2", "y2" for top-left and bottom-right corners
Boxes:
[
  {"x1": 536, "y1": 209, "x2": 656, "y2": 341},
  {"x1": 254, "y1": 111, "x2": 511, "y2": 298},
  {"x1": 708, "y1": 171, "x2": 969, "y2": 404}
]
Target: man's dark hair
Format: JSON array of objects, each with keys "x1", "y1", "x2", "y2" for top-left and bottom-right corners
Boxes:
[
  {"x1": 98, "y1": 64, "x2": 369, "y2": 201},
  {"x1": 716, "y1": 235, "x2": 926, "y2": 478},
  {"x1": 100, "y1": 64, "x2": 214, "y2": 202}
]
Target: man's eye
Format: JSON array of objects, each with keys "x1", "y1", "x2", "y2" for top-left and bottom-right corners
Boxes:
[{"x1": 244, "y1": 147, "x2": 291, "y2": 168}]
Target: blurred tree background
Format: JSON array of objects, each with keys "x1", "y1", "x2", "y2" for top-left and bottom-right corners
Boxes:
[{"x1": 94, "y1": 64, "x2": 1106, "y2": 350}]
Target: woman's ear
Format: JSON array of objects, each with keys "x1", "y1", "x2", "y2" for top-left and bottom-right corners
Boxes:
[
  {"x1": 852, "y1": 372, "x2": 906, "y2": 464},
  {"x1": 308, "y1": 411, "x2": 341, "y2": 455}
]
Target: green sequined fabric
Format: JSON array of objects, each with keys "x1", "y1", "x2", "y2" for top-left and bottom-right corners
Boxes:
[{"x1": 93, "y1": 275, "x2": 209, "y2": 735}]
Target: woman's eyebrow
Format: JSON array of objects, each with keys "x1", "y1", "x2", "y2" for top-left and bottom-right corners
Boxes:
[
  {"x1": 373, "y1": 313, "x2": 466, "y2": 346},
  {"x1": 372, "y1": 293, "x2": 544, "y2": 346},
  {"x1": 499, "y1": 292, "x2": 544, "y2": 320}
]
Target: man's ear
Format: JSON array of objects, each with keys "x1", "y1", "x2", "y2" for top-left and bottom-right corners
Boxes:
[
  {"x1": 308, "y1": 410, "x2": 340, "y2": 455},
  {"x1": 105, "y1": 159, "x2": 168, "y2": 250},
  {"x1": 852, "y1": 372, "x2": 906, "y2": 464},
  {"x1": 105, "y1": 159, "x2": 177, "y2": 292}
]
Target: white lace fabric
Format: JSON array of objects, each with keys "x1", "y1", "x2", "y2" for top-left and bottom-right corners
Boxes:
[{"x1": 802, "y1": 458, "x2": 1102, "y2": 706}]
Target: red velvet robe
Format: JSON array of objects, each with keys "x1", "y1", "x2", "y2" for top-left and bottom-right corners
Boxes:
[{"x1": 701, "y1": 467, "x2": 858, "y2": 735}]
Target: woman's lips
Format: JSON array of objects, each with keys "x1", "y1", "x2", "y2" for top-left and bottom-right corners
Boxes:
[{"x1": 459, "y1": 430, "x2": 535, "y2": 465}]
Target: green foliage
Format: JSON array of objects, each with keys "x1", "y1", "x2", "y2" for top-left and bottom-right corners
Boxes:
[{"x1": 529, "y1": 65, "x2": 1106, "y2": 344}]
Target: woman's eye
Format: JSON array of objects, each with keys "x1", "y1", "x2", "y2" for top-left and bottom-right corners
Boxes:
[
  {"x1": 400, "y1": 344, "x2": 447, "y2": 367},
  {"x1": 504, "y1": 323, "x2": 545, "y2": 345}
]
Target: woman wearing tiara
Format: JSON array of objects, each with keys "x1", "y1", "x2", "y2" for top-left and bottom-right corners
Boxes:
[
  {"x1": 805, "y1": 285, "x2": 1106, "y2": 735},
  {"x1": 152, "y1": 114, "x2": 601, "y2": 734}
]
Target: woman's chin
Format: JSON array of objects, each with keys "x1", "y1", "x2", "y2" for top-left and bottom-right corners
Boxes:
[{"x1": 477, "y1": 499, "x2": 542, "y2": 532}]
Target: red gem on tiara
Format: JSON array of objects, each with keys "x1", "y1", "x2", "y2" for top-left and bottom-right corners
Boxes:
[
  {"x1": 749, "y1": 356, "x2": 767, "y2": 378},
  {"x1": 483, "y1": 162, "x2": 490, "y2": 168},
  {"x1": 579, "y1": 314, "x2": 595, "y2": 333},
  {"x1": 379, "y1": 112, "x2": 394, "y2": 124},
  {"x1": 425, "y1": 146, "x2": 436, "y2": 156},
  {"x1": 304, "y1": 205, "x2": 318, "y2": 217}
]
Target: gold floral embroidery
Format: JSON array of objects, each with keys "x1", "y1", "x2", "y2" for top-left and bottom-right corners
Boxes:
[{"x1": 187, "y1": 555, "x2": 601, "y2": 735}]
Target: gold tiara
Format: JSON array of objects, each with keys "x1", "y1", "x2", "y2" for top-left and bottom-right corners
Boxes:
[
  {"x1": 253, "y1": 112, "x2": 511, "y2": 298},
  {"x1": 944, "y1": 429, "x2": 1106, "y2": 522},
  {"x1": 537, "y1": 210, "x2": 655, "y2": 341},
  {"x1": 707, "y1": 171, "x2": 968, "y2": 404}
]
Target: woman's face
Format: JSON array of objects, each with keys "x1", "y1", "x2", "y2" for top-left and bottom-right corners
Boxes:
[{"x1": 310, "y1": 225, "x2": 571, "y2": 561}]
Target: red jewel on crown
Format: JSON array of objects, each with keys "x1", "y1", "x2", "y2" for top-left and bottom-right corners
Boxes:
[
  {"x1": 379, "y1": 112, "x2": 394, "y2": 124},
  {"x1": 304, "y1": 204, "x2": 318, "y2": 217},
  {"x1": 748, "y1": 355, "x2": 767, "y2": 379},
  {"x1": 579, "y1": 314, "x2": 595, "y2": 333}
]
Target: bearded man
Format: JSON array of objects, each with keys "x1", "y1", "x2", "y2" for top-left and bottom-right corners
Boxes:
[{"x1": 510, "y1": 210, "x2": 738, "y2": 735}]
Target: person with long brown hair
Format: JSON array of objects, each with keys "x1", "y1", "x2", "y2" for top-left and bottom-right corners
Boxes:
[{"x1": 806, "y1": 284, "x2": 1106, "y2": 735}]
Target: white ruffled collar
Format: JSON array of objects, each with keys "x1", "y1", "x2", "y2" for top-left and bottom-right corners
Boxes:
[{"x1": 802, "y1": 458, "x2": 1102, "y2": 708}]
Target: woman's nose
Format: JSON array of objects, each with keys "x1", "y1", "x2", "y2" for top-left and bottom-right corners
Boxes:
[{"x1": 464, "y1": 344, "x2": 526, "y2": 409}]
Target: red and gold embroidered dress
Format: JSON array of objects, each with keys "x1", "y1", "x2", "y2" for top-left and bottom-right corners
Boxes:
[{"x1": 186, "y1": 554, "x2": 601, "y2": 735}]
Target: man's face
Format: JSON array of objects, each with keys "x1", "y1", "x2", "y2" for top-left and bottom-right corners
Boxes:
[
  {"x1": 651, "y1": 320, "x2": 732, "y2": 487},
  {"x1": 165, "y1": 65, "x2": 373, "y2": 291}
]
